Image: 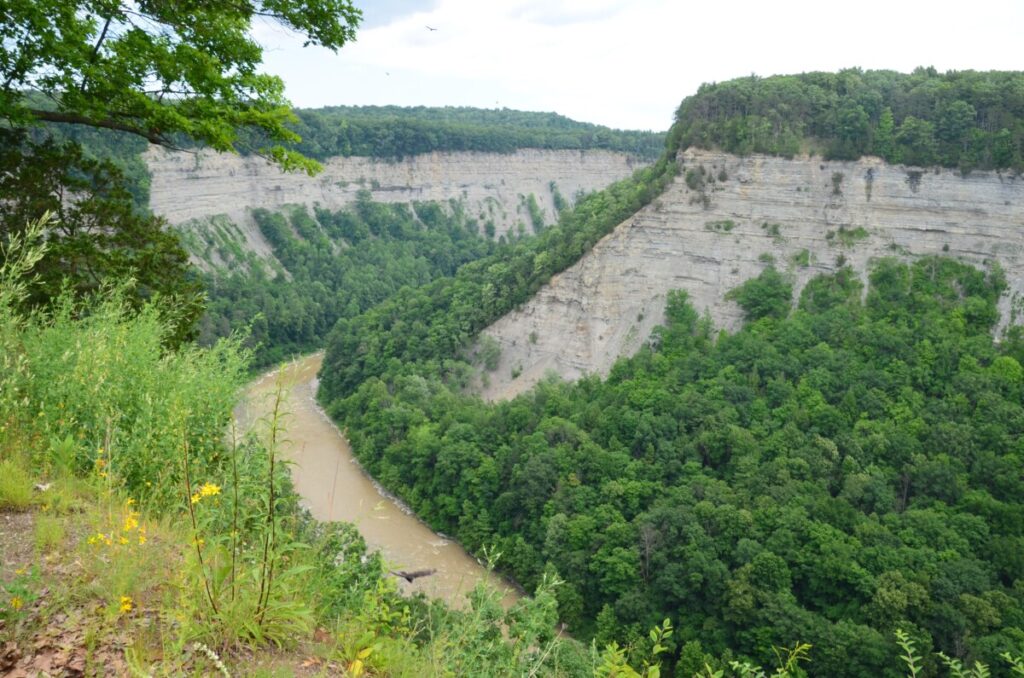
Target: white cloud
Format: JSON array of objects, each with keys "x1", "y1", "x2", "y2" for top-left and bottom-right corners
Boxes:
[{"x1": 255, "y1": 0, "x2": 1024, "y2": 131}]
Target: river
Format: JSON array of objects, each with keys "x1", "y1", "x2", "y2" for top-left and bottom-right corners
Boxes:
[{"x1": 239, "y1": 353, "x2": 519, "y2": 609}]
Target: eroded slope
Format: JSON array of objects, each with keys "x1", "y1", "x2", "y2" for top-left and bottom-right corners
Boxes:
[
  {"x1": 146, "y1": 147, "x2": 646, "y2": 262},
  {"x1": 478, "y1": 149, "x2": 1024, "y2": 400}
]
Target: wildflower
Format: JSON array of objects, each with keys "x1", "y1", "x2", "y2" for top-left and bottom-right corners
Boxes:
[
  {"x1": 10, "y1": 596, "x2": 23, "y2": 611},
  {"x1": 122, "y1": 512, "x2": 139, "y2": 532},
  {"x1": 119, "y1": 596, "x2": 133, "y2": 614},
  {"x1": 14, "y1": 567, "x2": 26, "y2": 576},
  {"x1": 119, "y1": 536, "x2": 129, "y2": 545},
  {"x1": 199, "y1": 483, "x2": 220, "y2": 498},
  {"x1": 190, "y1": 483, "x2": 221, "y2": 505}
]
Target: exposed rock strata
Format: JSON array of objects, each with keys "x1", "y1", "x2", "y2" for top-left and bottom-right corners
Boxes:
[
  {"x1": 146, "y1": 147, "x2": 646, "y2": 262},
  {"x1": 479, "y1": 149, "x2": 1024, "y2": 401}
]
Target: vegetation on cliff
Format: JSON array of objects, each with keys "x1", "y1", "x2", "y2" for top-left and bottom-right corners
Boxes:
[
  {"x1": 0, "y1": 219, "x2": 630, "y2": 676},
  {"x1": 670, "y1": 68, "x2": 1024, "y2": 172},
  {"x1": 324, "y1": 255, "x2": 1024, "y2": 676},
  {"x1": 317, "y1": 151, "x2": 678, "y2": 398},
  {"x1": 195, "y1": 197, "x2": 496, "y2": 368}
]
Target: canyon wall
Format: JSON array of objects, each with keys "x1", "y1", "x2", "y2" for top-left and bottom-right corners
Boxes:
[
  {"x1": 478, "y1": 149, "x2": 1024, "y2": 400},
  {"x1": 146, "y1": 147, "x2": 647, "y2": 262}
]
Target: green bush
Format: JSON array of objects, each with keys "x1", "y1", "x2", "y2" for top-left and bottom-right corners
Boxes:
[{"x1": 0, "y1": 459, "x2": 33, "y2": 510}]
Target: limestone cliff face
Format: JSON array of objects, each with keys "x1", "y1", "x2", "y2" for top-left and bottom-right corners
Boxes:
[
  {"x1": 146, "y1": 147, "x2": 646, "y2": 262},
  {"x1": 478, "y1": 149, "x2": 1024, "y2": 401}
]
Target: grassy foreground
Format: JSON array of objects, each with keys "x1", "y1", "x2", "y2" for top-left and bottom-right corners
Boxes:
[
  {"x1": 0, "y1": 217, "x2": 659, "y2": 676},
  {"x1": 4, "y1": 218, "x2": 1023, "y2": 677}
]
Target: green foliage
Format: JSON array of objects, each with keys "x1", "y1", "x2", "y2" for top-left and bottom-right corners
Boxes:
[
  {"x1": 895, "y1": 630, "x2": 923, "y2": 678},
  {"x1": 726, "y1": 267, "x2": 793, "y2": 320},
  {"x1": 322, "y1": 256, "x2": 1022, "y2": 677},
  {"x1": 0, "y1": 458, "x2": 34, "y2": 510},
  {"x1": 525, "y1": 194, "x2": 547, "y2": 233},
  {"x1": 284, "y1": 105, "x2": 666, "y2": 161},
  {"x1": 705, "y1": 220, "x2": 737, "y2": 233},
  {"x1": 479, "y1": 335, "x2": 503, "y2": 372},
  {"x1": 672, "y1": 68, "x2": 1024, "y2": 171},
  {"x1": 791, "y1": 249, "x2": 811, "y2": 267},
  {"x1": 595, "y1": 618, "x2": 673, "y2": 677},
  {"x1": 319, "y1": 154, "x2": 678, "y2": 398},
  {"x1": 0, "y1": 131, "x2": 204, "y2": 346},
  {"x1": 1, "y1": 1, "x2": 361, "y2": 172},
  {"x1": 831, "y1": 172, "x2": 844, "y2": 196},
  {"x1": 196, "y1": 199, "x2": 494, "y2": 369},
  {"x1": 0, "y1": 221, "x2": 249, "y2": 512},
  {"x1": 551, "y1": 182, "x2": 569, "y2": 214},
  {"x1": 832, "y1": 226, "x2": 870, "y2": 247}
]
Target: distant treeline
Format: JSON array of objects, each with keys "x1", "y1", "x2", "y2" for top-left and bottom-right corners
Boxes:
[
  {"x1": 282, "y1": 106, "x2": 667, "y2": 160},
  {"x1": 671, "y1": 68, "x2": 1024, "y2": 172}
]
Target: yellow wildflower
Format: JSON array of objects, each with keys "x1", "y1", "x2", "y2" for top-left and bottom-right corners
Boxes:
[
  {"x1": 10, "y1": 596, "x2": 23, "y2": 611},
  {"x1": 199, "y1": 483, "x2": 220, "y2": 497},
  {"x1": 190, "y1": 483, "x2": 221, "y2": 505},
  {"x1": 119, "y1": 596, "x2": 133, "y2": 614},
  {"x1": 119, "y1": 535, "x2": 129, "y2": 545},
  {"x1": 14, "y1": 567, "x2": 26, "y2": 576},
  {"x1": 122, "y1": 512, "x2": 139, "y2": 532}
]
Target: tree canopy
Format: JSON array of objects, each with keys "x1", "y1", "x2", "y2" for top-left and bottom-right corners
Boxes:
[
  {"x1": 1, "y1": 0, "x2": 361, "y2": 342},
  {"x1": 324, "y1": 258, "x2": 1024, "y2": 676},
  {"x1": 670, "y1": 68, "x2": 1024, "y2": 172},
  {"x1": 1, "y1": 0, "x2": 361, "y2": 172},
  {"x1": 284, "y1": 106, "x2": 667, "y2": 160}
]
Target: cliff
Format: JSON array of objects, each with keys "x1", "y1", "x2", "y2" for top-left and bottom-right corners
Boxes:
[
  {"x1": 477, "y1": 149, "x2": 1024, "y2": 400},
  {"x1": 145, "y1": 147, "x2": 647, "y2": 262}
]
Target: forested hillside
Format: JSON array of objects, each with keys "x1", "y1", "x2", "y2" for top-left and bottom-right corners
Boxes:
[
  {"x1": 284, "y1": 106, "x2": 666, "y2": 160},
  {"x1": 316, "y1": 69, "x2": 1024, "y2": 676},
  {"x1": 671, "y1": 68, "x2": 1024, "y2": 172},
  {"x1": 326, "y1": 258, "x2": 1024, "y2": 677},
  {"x1": 194, "y1": 196, "x2": 495, "y2": 367}
]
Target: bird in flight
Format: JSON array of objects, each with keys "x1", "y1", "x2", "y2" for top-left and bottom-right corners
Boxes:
[
  {"x1": 426, "y1": 25, "x2": 438, "y2": 31},
  {"x1": 390, "y1": 568, "x2": 437, "y2": 583}
]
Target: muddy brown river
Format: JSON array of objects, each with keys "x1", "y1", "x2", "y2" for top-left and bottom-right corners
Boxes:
[{"x1": 240, "y1": 353, "x2": 519, "y2": 609}]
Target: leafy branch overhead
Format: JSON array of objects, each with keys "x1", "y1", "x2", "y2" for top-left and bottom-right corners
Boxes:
[{"x1": 0, "y1": 0, "x2": 362, "y2": 174}]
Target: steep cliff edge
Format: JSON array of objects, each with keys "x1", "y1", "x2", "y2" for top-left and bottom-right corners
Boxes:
[
  {"x1": 478, "y1": 149, "x2": 1024, "y2": 400},
  {"x1": 146, "y1": 146, "x2": 646, "y2": 260}
]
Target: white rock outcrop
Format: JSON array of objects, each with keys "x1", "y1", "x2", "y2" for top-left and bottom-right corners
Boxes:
[
  {"x1": 146, "y1": 147, "x2": 647, "y2": 262},
  {"x1": 478, "y1": 149, "x2": 1024, "y2": 401}
]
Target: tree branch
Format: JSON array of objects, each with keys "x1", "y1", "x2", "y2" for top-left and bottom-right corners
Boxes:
[{"x1": 26, "y1": 108, "x2": 165, "y2": 145}]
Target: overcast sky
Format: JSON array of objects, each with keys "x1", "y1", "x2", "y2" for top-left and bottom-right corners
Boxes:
[{"x1": 253, "y1": 1, "x2": 1024, "y2": 132}]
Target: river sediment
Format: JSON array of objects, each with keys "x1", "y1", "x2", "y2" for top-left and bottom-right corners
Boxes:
[{"x1": 239, "y1": 353, "x2": 519, "y2": 609}]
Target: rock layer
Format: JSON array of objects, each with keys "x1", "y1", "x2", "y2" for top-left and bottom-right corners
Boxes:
[
  {"x1": 146, "y1": 147, "x2": 647, "y2": 261},
  {"x1": 478, "y1": 149, "x2": 1024, "y2": 400}
]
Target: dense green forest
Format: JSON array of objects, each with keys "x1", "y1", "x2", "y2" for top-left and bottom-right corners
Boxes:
[
  {"x1": 324, "y1": 257, "x2": 1024, "y2": 676},
  {"x1": 282, "y1": 106, "x2": 666, "y2": 160},
  {"x1": 193, "y1": 195, "x2": 496, "y2": 368},
  {"x1": 671, "y1": 68, "x2": 1024, "y2": 172},
  {"x1": 313, "y1": 69, "x2": 1024, "y2": 676},
  {"x1": 317, "y1": 151, "x2": 678, "y2": 397}
]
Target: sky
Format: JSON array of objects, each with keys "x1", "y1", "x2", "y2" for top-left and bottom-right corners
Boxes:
[{"x1": 253, "y1": 0, "x2": 1024, "y2": 132}]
